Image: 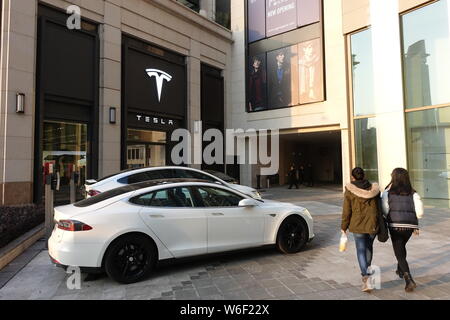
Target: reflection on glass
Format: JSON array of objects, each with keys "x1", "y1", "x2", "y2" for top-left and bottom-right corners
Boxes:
[
  {"x1": 354, "y1": 118, "x2": 378, "y2": 182},
  {"x1": 42, "y1": 121, "x2": 87, "y2": 205},
  {"x1": 406, "y1": 107, "x2": 450, "y2": 203},
  {"x1": 402, "y1": 0, "x2": 450, "y2": 108},
  {"x1": 351, "y1": 29, "x2": 375, "y2": 116},
  {"x1": 127, "y1": 129, "x2": 166, "y2": 169}
]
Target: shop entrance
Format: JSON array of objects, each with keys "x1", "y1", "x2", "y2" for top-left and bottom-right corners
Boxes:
[
  {"x1": 278, "y1": 130, "x2": 343, "y2": 187},
  {"x1": 42, "y1": 121, "x2": 88, "y2": 205},
  {"x1": 126, "y1": 129, "x2": 167, "y2": 169}
]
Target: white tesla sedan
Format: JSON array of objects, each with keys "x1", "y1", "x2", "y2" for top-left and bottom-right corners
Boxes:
[
  {"x1": 84, "y1": 166, "x2": 262, "y2": 200},
  {"x1": 49, "y1": 179, "x2": 314, "y2": 284}
]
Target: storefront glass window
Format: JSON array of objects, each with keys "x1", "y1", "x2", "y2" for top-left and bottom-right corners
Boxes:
[
  {"x1": 127, "y1": 129, "x2": 166, "y2": 168},
  {"x1": 406, "y1": 107, "x2": 450, "y2": 205},
  {"x1": 42, "y1": 121, "x2": 87, "y2": 205},
  {"x1": 401, "y1": 0, "x2": 450, "y2": 109},
  {"x1": 351, "y1": 29, "x2": 375, "y2": 116},
  {"x1": 354, "y1": 118, "x2": 378, "y2": 182}
]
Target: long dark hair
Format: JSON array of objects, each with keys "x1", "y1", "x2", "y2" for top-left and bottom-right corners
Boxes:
[{"x1": 386, "y1": 168, "x2": 415, "y2": 196}]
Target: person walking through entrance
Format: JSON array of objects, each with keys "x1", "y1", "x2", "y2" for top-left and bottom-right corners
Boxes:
[
  {"x1": 288, "y1": 165, "x2": 299, "y2": 189},
  {"x1": 381, "y1": 168, "x2": 424, "y2": 292},
  {"x1": 341, "y1": 167, "x2": 381, "y2": 292}
]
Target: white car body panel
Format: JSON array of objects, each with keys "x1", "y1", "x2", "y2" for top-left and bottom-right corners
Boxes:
[
  {"x1": 138, "y1": 206, "x2": 208, "y2": 258},
  {"x1": 205, "y1": 206, "x2": 265, "y2": 253},
  {"x1": 49, "y1": 182, "x2": 313, "y2": 270}
]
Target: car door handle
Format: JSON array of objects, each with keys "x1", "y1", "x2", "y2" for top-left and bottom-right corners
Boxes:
[
  {"x1": 211, "y1": 212, "x2": 224, "y2": 216},
  {"x1": 149, "y1": 214, "x2": 165, "y2": 218}
]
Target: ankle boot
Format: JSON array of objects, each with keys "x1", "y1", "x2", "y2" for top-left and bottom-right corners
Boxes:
[
  {"x1": 404, "y1": 272, "x2": 417, "y2": 292},
  {"x1": 361, "y1": 275, "x2": 372, "y2": 293}
]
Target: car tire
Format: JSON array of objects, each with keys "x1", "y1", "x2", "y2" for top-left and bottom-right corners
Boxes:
[
  {"x1": 276, "y1": 216, "x2": 308, "y2": 254},
  {"x1": 104, "y1": 234, "x2": 156, "y2": 284}
]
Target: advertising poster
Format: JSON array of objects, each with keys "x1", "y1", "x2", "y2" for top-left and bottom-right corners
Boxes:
[
  {"x1": 266, "y1": 0, "x2": 298, "y2": 37},
  {"x1": 248, "y1": 53, "x2": 268, "y2": 111},
  {"x1": 248, "y1": 0, "x2": 266, "y2": 42},
  {"x1": 297, "y1": 0, "x2": 321, "y2": 27},
  {"x1": 298, "y1": 38, "x2": 324, "y2": 104},
  {"x1": 267, "y1": 44, "x2": 299, "y2": 109}
]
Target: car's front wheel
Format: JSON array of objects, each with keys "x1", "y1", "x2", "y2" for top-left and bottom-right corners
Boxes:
[
  {"x1": 276, "y1": 216, "x2": 308, "y2": 254},
  {"x1": 104, "y1": 234, "x2": 156, "y2": 284}
]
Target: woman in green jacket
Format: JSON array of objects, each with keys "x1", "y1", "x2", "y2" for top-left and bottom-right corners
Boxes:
[{"x1": 341, "y1": 167, "x2": 380, "y2": 292}]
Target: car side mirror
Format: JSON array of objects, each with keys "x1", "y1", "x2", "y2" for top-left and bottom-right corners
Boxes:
[{"x1": 239, "y1": 199, "x2": 257, "y2": 207}]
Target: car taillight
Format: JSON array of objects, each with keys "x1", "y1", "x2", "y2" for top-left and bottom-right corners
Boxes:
[
  {"x1": 57, "y1": 220, "x2": 93, "y2": 232},
  {"x1": 87, "y1": 189, "x2": 101, "y2": 197}
]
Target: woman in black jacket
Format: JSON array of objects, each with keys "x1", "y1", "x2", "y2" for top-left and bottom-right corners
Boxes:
[{"x1": 381, "y1": 168, "x2": 424, "y2": 292}]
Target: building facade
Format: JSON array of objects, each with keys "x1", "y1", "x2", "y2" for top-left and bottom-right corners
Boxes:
[
  {"x1": 2, "y1": 0, "x2": 450, "y2": 209},
  {"x1": 232, "y1": 0, "x2": 450, "y2": 208},
  {"x1": 0, "y1": 0, "x2": 232, "y2": 206}
]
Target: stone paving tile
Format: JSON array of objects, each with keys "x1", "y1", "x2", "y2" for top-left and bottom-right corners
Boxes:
[{"x1": 266, "y1": 286, "x2": 294, "y2": 298}]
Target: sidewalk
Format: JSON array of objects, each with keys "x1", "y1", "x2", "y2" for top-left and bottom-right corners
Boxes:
[{"x1": 1, "y1": 185, "x2": 450, "y2": 300}]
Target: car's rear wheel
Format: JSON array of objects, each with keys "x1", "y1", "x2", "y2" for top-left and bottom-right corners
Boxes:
[
  {"x1": 276, "y1": 216, "x2": 308, "y2": 254},
  {"x1": 104, "y1": 234, "x2": 156, "y2": 284}
]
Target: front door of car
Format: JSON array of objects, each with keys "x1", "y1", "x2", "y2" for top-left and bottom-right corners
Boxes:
[
  {"x1": 193, "y1": 186, "x2": 265, "y2": 253},
  {"x1": 135, "y1": 187, "x2": 207, "y2": 258}
]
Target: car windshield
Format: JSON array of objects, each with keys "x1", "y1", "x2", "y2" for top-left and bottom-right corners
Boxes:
[{"x1": 204, "y1": 170, "x2": 236, "y2": 183}]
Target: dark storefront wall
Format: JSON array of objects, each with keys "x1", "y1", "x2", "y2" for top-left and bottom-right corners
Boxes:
[
  {"x1": 200, "y1": 64, "x2": 234, "y2": 179},
  {"x1": 122, "y1": 36, "x2": 187, "y2": 170},
  {"x1": 35, "y1": 5, "x2": 99, "y2": 205}
]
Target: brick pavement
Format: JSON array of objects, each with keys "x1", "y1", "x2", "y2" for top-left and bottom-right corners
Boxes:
[{"x1": 1, "y1": 185, "x2": 450, "y2": 300}]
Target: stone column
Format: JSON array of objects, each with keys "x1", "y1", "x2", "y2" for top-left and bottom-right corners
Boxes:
[
  {"x1": 370, "y1": 0, "x2": 407, "y2": 189},
  {"x1": 98, "y1": 0, "x2": 122, "y2": 178},
  {"x1": 186, "y1": 39, "x2": 202, "y2": 169},
  {"x1": 0, "y1": 0, "x2": 37, "y2": 205}
]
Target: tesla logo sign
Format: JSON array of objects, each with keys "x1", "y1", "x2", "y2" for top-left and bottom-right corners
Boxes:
[{"x1": 146, "y1": 68, "x2": 172, "y2": 102}]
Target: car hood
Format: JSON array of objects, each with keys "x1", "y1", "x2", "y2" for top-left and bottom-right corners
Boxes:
[
  {"x1": 229, "y1": 184, "x2": 259, "y2": 197},
  {"x1": 260, "y1": 199, "x2": 305, "y2": 210}
]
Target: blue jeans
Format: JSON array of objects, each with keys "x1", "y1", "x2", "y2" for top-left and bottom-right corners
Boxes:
[{"x1": 353, "y1": 233, "x2": 376, "y2": 276}]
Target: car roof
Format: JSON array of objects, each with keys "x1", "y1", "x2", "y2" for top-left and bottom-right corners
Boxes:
[{"x1": 95, "y1": 166, "x2": 220, "y2": 184}]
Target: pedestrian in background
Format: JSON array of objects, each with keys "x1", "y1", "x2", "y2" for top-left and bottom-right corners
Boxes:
[
  {"x1": 381, "y1": 168, "x2": 424, "y2": 292},
  {"x1": 288, "y1": 165, "x2": 299, "y2": 189},
  {"x1": 341, "y1": 167, "x2": 381, "y2": 292}
]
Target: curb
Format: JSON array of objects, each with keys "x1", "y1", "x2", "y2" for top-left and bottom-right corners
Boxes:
[{"x1": 0, "y1": 224, "x2": 45, "y2": 271}]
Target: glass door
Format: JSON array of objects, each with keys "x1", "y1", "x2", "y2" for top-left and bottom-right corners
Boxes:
[
  {"x1": 127, "y1": 129, "x2": 166, "y2": 168},
  {"x1": 42, "y1": 121, "x2": 88, "y2": 205}
]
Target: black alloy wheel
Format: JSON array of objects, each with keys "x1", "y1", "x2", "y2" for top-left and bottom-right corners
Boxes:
[
  {"x1": 104, "y1": 234, "x2": 156, "y2": 284},
  {"x1": 276, "y1": 216, "x2": 308, "y2": 254}
]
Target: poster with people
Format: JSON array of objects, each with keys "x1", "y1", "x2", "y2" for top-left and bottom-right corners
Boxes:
[
  {"x1": 266, "y1": 0, "x2": 298, "y2": 37},
  {"x1": 248, "y1": 53, "x2": 267, "y2": 111},
  {"x1": 248, "y1": 0, "x2": 266, "y2": 43},
  {"x1": 298, "y1": 38, "x2": 324, "y2": 104},
  {"x1": 267, "y1": 44, "x2": 299, "y2": 109}
]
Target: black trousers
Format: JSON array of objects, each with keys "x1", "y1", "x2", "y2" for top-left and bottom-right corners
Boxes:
[{"x1": 390, "y1": 228, "x2": 413, "y2": 274}]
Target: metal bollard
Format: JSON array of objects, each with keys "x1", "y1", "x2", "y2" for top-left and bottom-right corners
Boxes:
[{"x1": 44, "y1": 175, "x2": 55, "y2": 245}]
